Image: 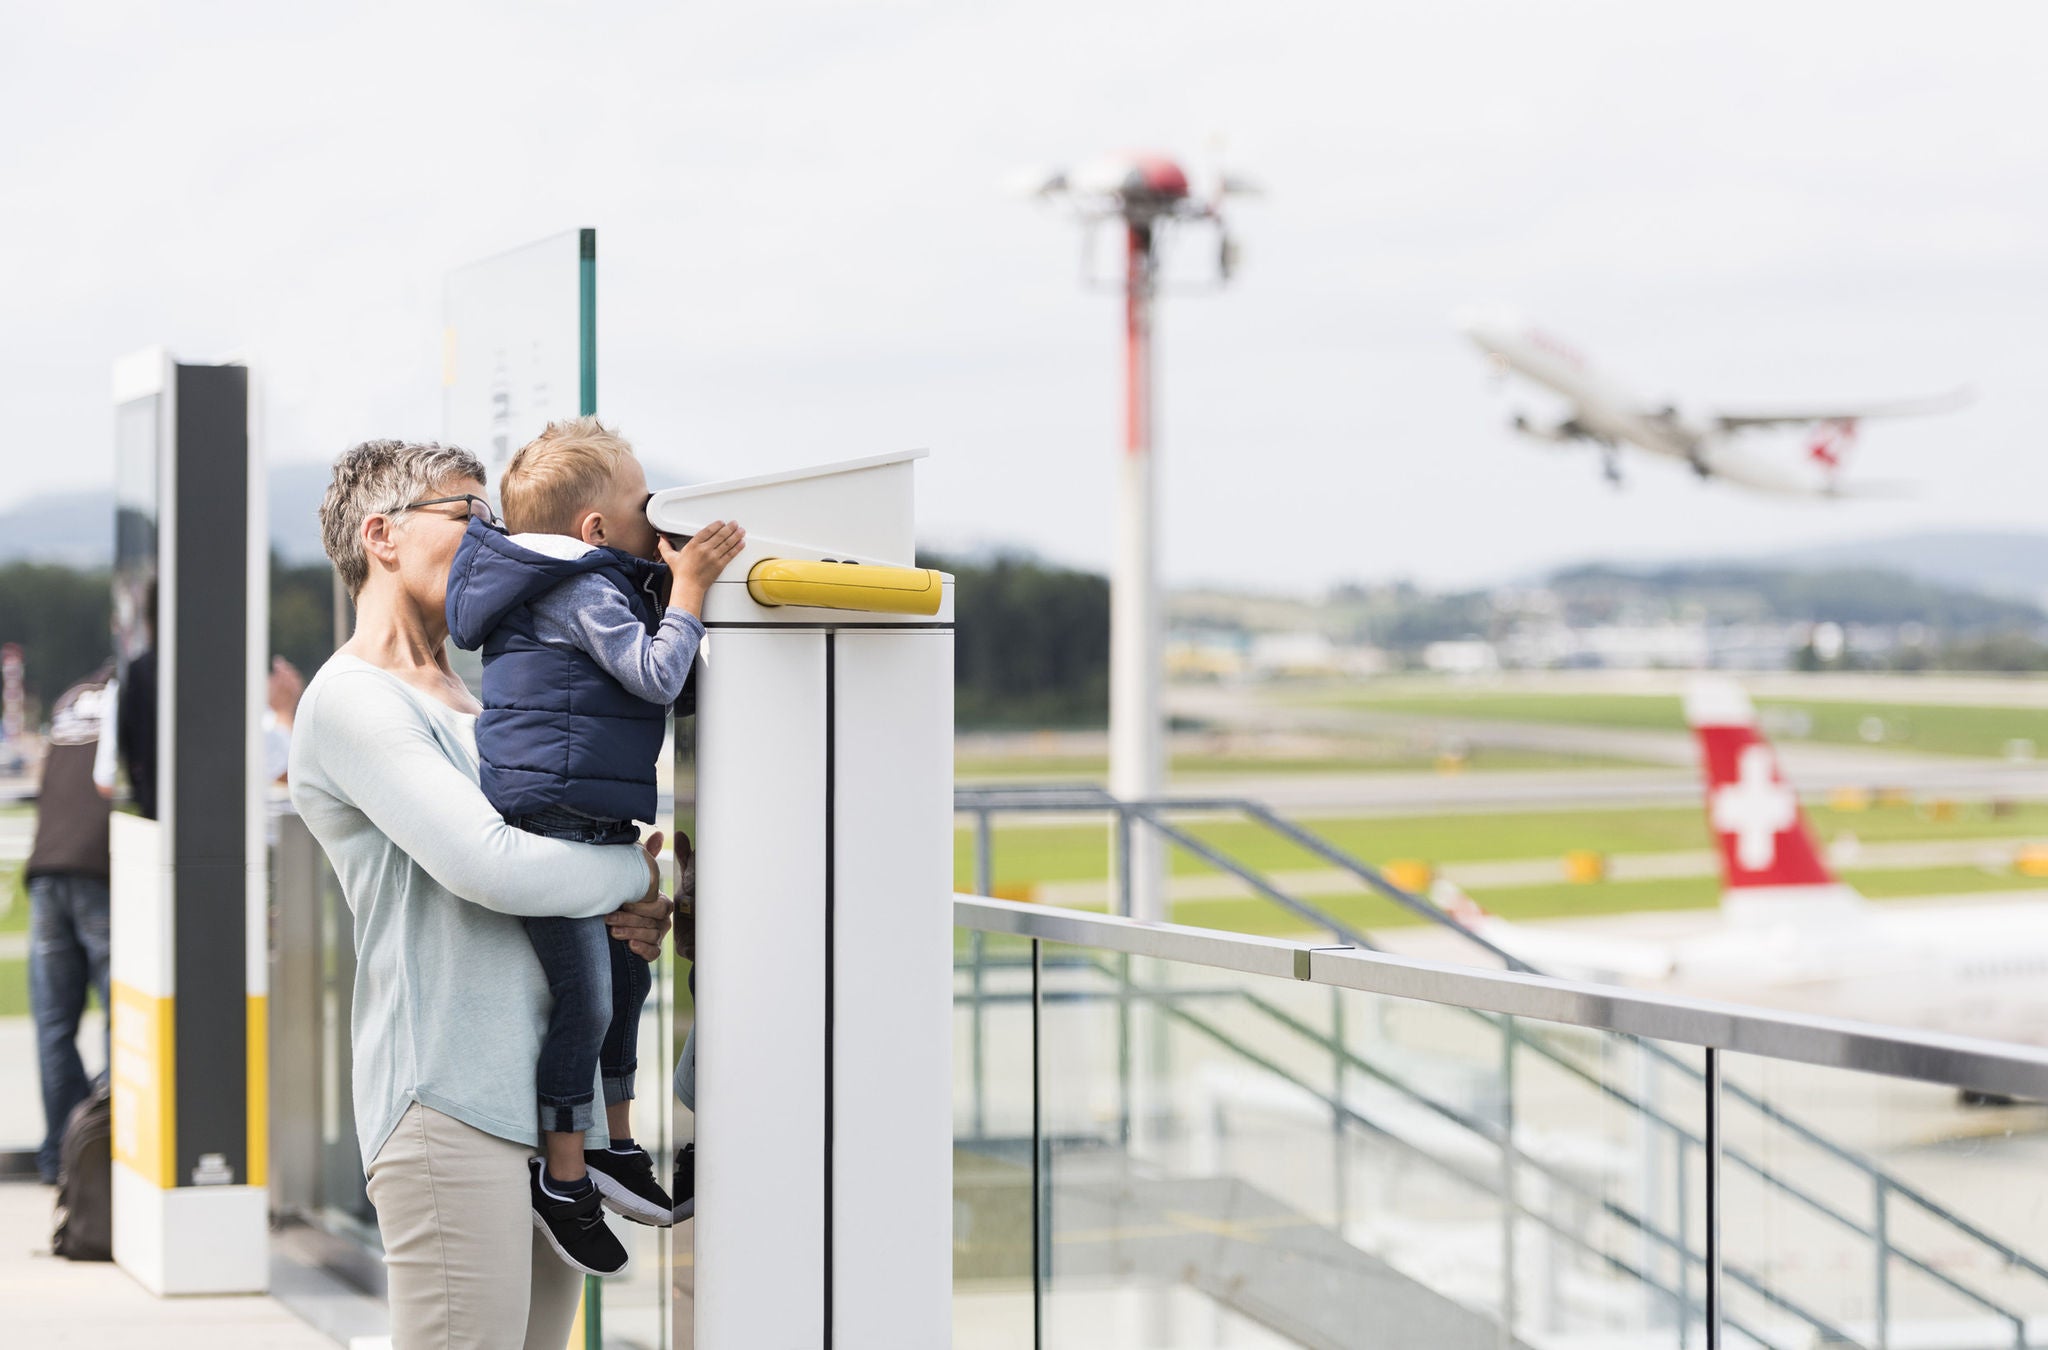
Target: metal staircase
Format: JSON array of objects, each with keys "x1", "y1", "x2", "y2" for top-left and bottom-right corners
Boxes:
[{"x1": 954, "y1": 785, "x2": 2048, "y2": 1349}]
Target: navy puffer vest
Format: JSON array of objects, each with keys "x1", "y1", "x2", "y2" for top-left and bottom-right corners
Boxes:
[{"x1": 446, "y1": 518, "x2": 672, "y2": 824}]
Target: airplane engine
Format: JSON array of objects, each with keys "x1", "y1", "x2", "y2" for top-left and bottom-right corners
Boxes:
[{"x1": 1510, "y1": 412, "x2": 1574, "y2": 445}]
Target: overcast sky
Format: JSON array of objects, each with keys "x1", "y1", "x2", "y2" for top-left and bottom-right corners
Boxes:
[{"x1": 4, "y1": 1, "x2": 2043, "y2": 591}]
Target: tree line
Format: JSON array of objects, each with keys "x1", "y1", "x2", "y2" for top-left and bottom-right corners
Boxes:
[{"x1": 0, "y1": 553, "x2": 1113, "y2": 731}]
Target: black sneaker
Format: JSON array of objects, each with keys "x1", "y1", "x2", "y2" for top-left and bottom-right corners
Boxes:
[
  {"x1": 672, "y1": 1143, "x2": 695, "y2": 1224},
  {"x1": 529, "y1": 1157, "x2": 631, "y2": 1277},
  {"x1": 585, "y1": 1144, "x2": 675, "y2": 1227}
]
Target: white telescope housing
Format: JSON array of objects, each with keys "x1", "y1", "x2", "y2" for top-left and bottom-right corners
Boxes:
[{"x1": 649, "y1": 450, "x2": 954, "y2": 1349}]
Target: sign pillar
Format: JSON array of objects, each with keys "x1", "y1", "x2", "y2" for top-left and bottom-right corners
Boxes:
[{"x1": 108, "y1": 348, "x2": 269, "y2": 1295}]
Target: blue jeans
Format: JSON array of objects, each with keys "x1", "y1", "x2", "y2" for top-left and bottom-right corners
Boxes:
[
  {"x1": 28, "y1": 874, "x2": 111, "y2": 1183},
  {"x1": 510, "y1": 811, "x2": 653, "y2": 1136}
]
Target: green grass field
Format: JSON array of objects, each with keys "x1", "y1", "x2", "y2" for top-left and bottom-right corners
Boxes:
[
  {"x1": 1025, "y1": 865, "x2": 2048, "y2": 941},
  {"x1": 1, "y1": 862, "x2": 23, "y2": 1017},
  {"x1": 1300, "y1": 689, "x2": 2048, "y2": 760},
  {"x1": 953, "y1": 801, "x2": 2048, "y2": 889},
  {"x1": 956, "y1": 746, "x2": 1639, "y2": 780}
]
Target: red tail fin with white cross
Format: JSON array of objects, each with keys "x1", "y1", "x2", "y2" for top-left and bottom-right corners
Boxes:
[{"x1": 1684, "y1": 677, "x2": 1865, "y2": 926}]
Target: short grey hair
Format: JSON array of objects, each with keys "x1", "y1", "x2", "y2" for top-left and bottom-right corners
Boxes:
[{"x1": 318, "y1": 439, "x2": 488, "y2": 597}]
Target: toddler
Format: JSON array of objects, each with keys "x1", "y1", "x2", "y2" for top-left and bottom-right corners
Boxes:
[{"x1": 447, "y1": 416, "x2": 742, "y2": 1276}]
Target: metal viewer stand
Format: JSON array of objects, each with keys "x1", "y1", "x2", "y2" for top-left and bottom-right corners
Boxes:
[{"x1": 650, "y1": 451, "x2": 955, "y2": 1350}]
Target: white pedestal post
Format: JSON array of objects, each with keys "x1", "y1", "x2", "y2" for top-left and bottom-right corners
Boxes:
[{"x1": 652, "y1": 452, "x2": 954, "y2": 1350}]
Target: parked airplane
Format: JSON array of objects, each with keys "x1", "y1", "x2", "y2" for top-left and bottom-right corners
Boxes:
[
  {"x1": 1457, "y1": 311, "x2": 1967, "y2": 496},
  {"x1": 1447, "y1": 677, "x2": 2048, "y2": 1049}
]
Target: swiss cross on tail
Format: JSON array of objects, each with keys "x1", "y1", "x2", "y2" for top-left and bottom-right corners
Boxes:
[{"x1": 1684, "y1": 677, "x2": 1864, "y2": 924}]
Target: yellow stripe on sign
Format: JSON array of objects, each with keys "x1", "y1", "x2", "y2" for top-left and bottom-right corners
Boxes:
[
  {"x1": 247, "y1": 993, "x2": 268, "y2": 1188},
  {"x1": 111, "y1": 982, "x2": 176, "y2": 1187}
]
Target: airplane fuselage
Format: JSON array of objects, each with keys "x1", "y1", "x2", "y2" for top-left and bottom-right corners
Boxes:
[
  {"x1": 1459, "y1": 314, "x2": 1832, "y2": 494},
  {"x1": 1466, "y1": 318, "x2": 1703, "y2": 460}
]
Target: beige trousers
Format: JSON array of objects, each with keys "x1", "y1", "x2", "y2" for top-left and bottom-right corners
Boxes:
[{"x1": 367, "y1": 1102, "x2": 582, "y2": 1350}]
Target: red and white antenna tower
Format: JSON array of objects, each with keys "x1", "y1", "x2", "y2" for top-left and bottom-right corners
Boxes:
[{"x1": 1023, "y1": 151, "x2": 1254, "y2": 920}]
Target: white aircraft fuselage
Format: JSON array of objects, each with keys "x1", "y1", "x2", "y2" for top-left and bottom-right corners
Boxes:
[{"x1": 1458, "y1": 312, "x2": 1958, "y2": 496}]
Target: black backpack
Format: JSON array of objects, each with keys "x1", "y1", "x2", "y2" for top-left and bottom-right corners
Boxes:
[{"x1": 51, "y1": 1079, "x2": 113, "y2": 1261}]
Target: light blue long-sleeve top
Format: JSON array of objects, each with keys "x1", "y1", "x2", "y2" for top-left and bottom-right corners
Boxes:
[{"x1": 287, "y1": 654, "x2": 652, "y2": 1169}]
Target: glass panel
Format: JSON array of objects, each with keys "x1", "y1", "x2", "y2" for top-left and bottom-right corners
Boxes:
[
  {"x1": 602, "y1": 947, "x2": 673, "y2": 1347},
  {"x1": 1718, "y1": 1052, "x2": 2048, "y2": 1349},
  {"x1": 1001, "y1": 942, "x2": 1709, "y2": 1350},
  {"x1": 315, "y1": 845, "x2": 374, "y2": 1236},
  {"x1": 953, "y1": 930, "x2": 1037, "y2": 1349},
  {"x1": 671, "y1": 714, "x2": 700, "y2": 1350},
  {"x1": 1506, "y1": 1020, "x2": 1708, "y2": 1346}
]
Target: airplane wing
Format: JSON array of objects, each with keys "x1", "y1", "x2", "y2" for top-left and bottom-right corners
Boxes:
[{"x1": 1711, "y1": 386, "x2": 1971, "y2": 433}]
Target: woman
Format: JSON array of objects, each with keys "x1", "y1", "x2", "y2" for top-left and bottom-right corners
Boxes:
[{"x1": 289, "y1": 439, "x2": 675, "y2": 1349}]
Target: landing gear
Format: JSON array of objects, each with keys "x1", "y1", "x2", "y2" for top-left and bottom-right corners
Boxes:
[{"x1": 1600, "y1": 445, "x2": 1623, "y2": 487}]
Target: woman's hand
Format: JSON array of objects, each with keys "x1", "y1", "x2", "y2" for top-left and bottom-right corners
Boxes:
[
  {"x1": 607, "y1": 831, "x2": 674, "y2": 961},
  {"x1": 674, "y1": 833, "x2": 696, "y2": 964}
]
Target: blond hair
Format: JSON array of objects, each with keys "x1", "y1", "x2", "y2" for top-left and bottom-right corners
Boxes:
[{"x1": 501, "y1": 417, "x2": 638, "y2": 536}]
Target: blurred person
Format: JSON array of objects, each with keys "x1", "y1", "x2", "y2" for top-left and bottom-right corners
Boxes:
[
  {"x1": 291, "y1": 439, "x2": 673, "y2": 1349},
  {"x1": 101, "y1": 583, "x2": 157, "y2": 819},
  {"x1": 94, "y1": 649, "x2": 301, "y2": 800},
  {"x1": 24, "y1": 663, "x2": 114, "y2": 1184},
  {"x1": 446, "y1": 417, "x2": 741, "y2": 1269},
  {"x1": 265, "y1": 656, "x2": 303, "y2": 783},
  {"x1": 670, "y1": 833, "x2": 696, "y2": 1224}
]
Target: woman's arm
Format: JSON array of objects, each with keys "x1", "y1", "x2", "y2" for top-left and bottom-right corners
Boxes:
[{"x1": 304, "y1": 668, "x2": 650, "y2": 919}]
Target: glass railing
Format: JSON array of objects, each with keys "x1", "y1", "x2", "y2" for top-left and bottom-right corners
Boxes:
[
  {"x1": 271, "y1": 812, "x2": 679, "y2": 1349},
  {"x1": 955, "y1": 895, "x2": 2048, "y2": 1350}
]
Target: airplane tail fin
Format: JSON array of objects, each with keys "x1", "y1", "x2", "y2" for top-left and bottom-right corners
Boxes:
[
  {"x1": 1684, "y1": 677, "x2": 1865, "y2": 926},
  {"x1": 1807, "y1": 419, "x2": 1855, "y2": 491}
]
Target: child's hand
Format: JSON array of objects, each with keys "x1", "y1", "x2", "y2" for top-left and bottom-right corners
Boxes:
[{"x1": 659, "y1": 521, "x2": 746, "y2": 616}]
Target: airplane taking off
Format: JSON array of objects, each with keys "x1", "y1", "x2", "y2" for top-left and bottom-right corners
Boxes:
[
  {"x1": 1457, "y1": 311, "x2": 1968, "y2": 496},
  {"x1": 1450, "y1": 677, "x2": 2048, "y2": 1049}
]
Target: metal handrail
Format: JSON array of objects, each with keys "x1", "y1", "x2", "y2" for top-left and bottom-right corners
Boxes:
[{"x1": 958, "y1": 895, "x2": 2048, "y2": 1100}]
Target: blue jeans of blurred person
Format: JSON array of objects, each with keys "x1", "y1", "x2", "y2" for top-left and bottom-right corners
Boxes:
[{"x1": 28, "y1": 874, "x2": 111, "y2": 1184}]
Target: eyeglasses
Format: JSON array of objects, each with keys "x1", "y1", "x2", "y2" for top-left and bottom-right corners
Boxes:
[{"x1": 386, "y1": 493, "x2": 503, "y2": 529}]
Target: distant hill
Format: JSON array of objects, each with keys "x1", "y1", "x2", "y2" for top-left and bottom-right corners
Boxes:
[
  {"x1": 0, "y1": 458, "x2": 692, "y2": 568},
  {"x1": 1754, "y1": 531, "x2": 2048, "y2": 605},
  {"x1": 1545, "y1": 562, "x2": 2043, "y2": 631}
]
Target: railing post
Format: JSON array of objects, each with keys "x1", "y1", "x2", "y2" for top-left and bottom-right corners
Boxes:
[
  {"x1": 1874, "y1": 1177, "x2": 1889, "y2": 1350},
  {"x1": 1332, "y1": 985, "x2": 1349, "y2": 1235},
  {"x1": 1114, "y1": 807, "x2": 1134, "y2": 919},
  {"x1": 1676, "y1": 1135, "x2": 1691, "y2": 1350},
  {"x1": 1705, "y1": 1047, "x2": 1722, "y2": 1350},
  {"x1": 972, "y1": 808, "x2": 992, "y2": 1142},
  {"x1": 1031, "y1": 938, "x2": 1046, "y2": 1350},
  {"x1": 1499, "y1": 1016, "x2": 1519, "y2": 1349},
  {"x1": 974, "y1": 806, "x2": 994, "y2": 898}
]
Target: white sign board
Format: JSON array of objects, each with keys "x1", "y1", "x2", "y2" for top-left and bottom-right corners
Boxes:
[{"x1": 442, "y1": 229, "x2": 588, "y2": 479}]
